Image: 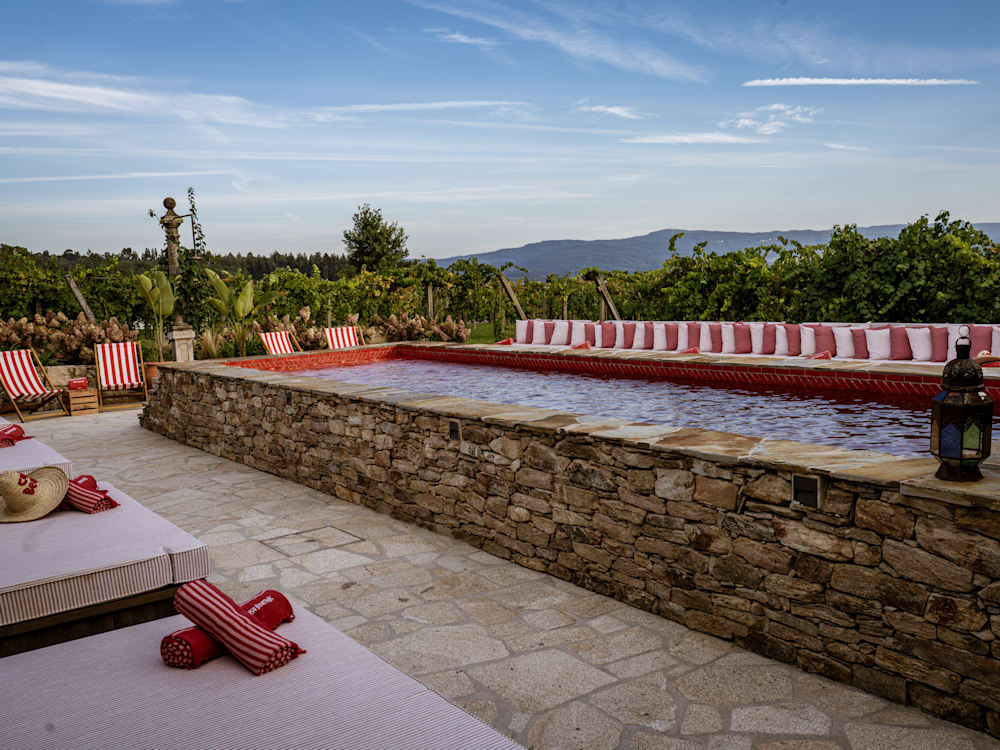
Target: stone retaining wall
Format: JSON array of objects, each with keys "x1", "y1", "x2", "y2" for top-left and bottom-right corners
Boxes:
[{"x1": 141, "y1": 355, "x2": 1000, "y2": 738}]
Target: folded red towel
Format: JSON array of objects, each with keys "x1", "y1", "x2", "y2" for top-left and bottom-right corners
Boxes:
[
  {"x1": 810, "y1": 350, "x2": 832, "y2": 360},
  {"x1": 679, "y1": 347, "x2": 699, "y2": 354},
  {"x1": 58, "y1": 475, "x2": 119, "y2": 513},
  {"x1": 0, "y1": 424, "x2": 34, "y2": 448},
  {"x1": 161, "y1": 590, "x2": 295, "y2": 669},
  {"x1": 570, "y1": 341, "x2": 591, "y2": 350},
  {"x1": 494, "y1": 338, "x2": 513, "y2": 345},
  {"x1": 173, "y1": 580, "x2": 304, "y2": 675}
]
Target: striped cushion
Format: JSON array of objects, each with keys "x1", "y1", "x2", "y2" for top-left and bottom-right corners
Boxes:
[
  {"x1": 260, "y1": 331, "x2": 295, "y2": 355},
  {"x1": 60, "y1": 475, "x2": 119, "y2": 514},
  {"x1": 162, "y1": 589, "x2": 295, "y2": 669},
  {"x1": 95, "y1": 342, "x2": 143, "y2": 390},
  {"x1": 325, "y1": 326, "x2": 358, "y2": 349},
  {"x1": 0, "y1": 350, "x2": 54, "y2": 399},
  {"x1": 173, "y1": 580, "x2": 304, "y2": 675}
]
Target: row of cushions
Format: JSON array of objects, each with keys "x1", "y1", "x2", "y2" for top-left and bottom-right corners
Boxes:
[{"x1": 514, "y1": 320, "x2": 1000, "y2": 361}]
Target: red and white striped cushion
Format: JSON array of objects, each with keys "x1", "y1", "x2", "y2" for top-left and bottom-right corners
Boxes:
[
  {"x1": 60, "y1": 475, "x2": 119, "y2": 514},
  {"x1": 0, "y1": 350, "x2": 56, "y2": 400},
  {"x1": 173, "y1": 579, "x2": 304, "y2": 675},
  {"x1": 95, "y1": 342, "x2": 142, "y2": 390},
  {"x1": 325, "y1": 326, "x2": 358, "y2": 349},
  {"x1": 260, "y1": 331, "x2": 295, "y2": 355}
]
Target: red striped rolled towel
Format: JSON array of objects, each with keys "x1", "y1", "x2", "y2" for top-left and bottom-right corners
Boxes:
[
  {"x1": 679, "y1": 347, "x2": 699, "y2": 354},
  {"x1": 0, "y1": 424, "x2": 34, "y2": 448},
  {"x1": 58, "y1": 475, "x2": 120, "y2": 513},
  {"x1": 570, "y1": 341, "x2": 591, "y2": 350},
  {"x1": 161, "y1": 589, "x2": 295, "y2": 669},
  {"x1": 810, "y1": 350, "x2": 832, "y2": 360},
  {"x1": 494, "y1": 338, "x2": 514, "y2": 345},
  {"x1": 172, "y1": 580, "x2": 304, "y2": 675}
]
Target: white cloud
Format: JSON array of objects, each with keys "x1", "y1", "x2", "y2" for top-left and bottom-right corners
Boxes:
[
  {"x1": 435, "y1": 31, "x2": 501, "y2": 46},
  {"x1": 720, "y1": 103, "x2": 821, "y2": 135},
  {"x1": 576, "y1": 104, "x2": 645, "y2": 120},
  {"x1": 824, "y1": 142, "x2": 871, "y2": 152},
  {"x1": 744, "y1": 77, "x2": 980, "y2": 87},
  {"x1": 620, "y1": 133, "x2": 760, "y2": 145},
  {"x1": 0, "y1": 170, "x2": 233, "y2": 184},
  {"x1": 317, "y1": 100, "x2": 526, "y2": 114},
  {"x1": 408, "y1": 1, "x2": 704, "y2": 82}
]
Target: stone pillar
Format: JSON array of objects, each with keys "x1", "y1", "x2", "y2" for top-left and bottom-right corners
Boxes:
[{"x1": 159, "y1": 197, "x2": 196, "y2": 363}]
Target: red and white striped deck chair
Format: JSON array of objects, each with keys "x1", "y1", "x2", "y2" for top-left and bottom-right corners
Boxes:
[
  {"x1": 325, "y1": 326, "x2": 361, "y2": 349},
  {"x1": 0, "y1": 348, "x2": 67, "y2": 422},
  {"x1": 260, "y1": 330, "x2": 301, "y2": 356},
  {"x1": 94, "y1": 341, "x2": 148, "y2": 411}
]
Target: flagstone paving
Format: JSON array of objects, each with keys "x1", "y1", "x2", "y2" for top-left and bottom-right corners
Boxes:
[{"x1": 30, "y1": 409, "x2": 1000, "y2": 750}]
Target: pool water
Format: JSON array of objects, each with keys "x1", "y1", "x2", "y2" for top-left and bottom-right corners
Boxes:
[{"x1": 298, "y1": 359, "x2": 979, "y2": 456}]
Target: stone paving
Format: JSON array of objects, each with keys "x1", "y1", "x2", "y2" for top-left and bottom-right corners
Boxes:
[{"x1": 29, "y1": 409, "x2": 1000, "y2": 750}]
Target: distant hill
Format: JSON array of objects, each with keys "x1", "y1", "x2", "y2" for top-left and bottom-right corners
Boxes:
[{"x1": 439, "y1": 223, "x2": 1000, "y2": 279}]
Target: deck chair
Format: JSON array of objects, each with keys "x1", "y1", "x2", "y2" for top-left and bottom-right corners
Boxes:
[
  {"x1": 94, "y1": 341, "x2": 148, "y2": 411},
  {"x1": 324, "y1": 326, "x2": 363, "y2": 349},
  {"x1": 260, "y1": 330, "x2": 302, "y2": 355},
  {"x1": 0, "y1": 348, "x2": 68, "y2": 422}
]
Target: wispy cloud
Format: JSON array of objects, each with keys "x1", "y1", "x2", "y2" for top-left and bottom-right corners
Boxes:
[
  {"x1": 720, "y1": 103, "x2": 821, "y2": 135},
  {"x1": 348, "y1": 29, "x2": 409, "y2": 60},
  {"x1": 318, "y1": 100, "x2": 526, "y2": 114},
  {"x1": 432, "y1": 30, "x2": 501, "y2": 46},
  {"x1": 744, "y1": 77, "x2": 981, "y2": 87},
  {"x1": 576, "y1": 104, "x2": 645, "y2": 120},
  {"x1": 408, "y1": 1, "x2": 703, "y2": 82},
  {"x1": 0, "y1": 170, "x2": 232, "y2": 184},
  {"x1": 621, "y1": 133, "x2": 760, "y2": 145},
  {"x1": 824, "y1": 142, "x2": 871, "y2": 152}
]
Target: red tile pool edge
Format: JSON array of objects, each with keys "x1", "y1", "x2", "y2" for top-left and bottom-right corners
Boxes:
[{"x1": 223, "y1": 345, "x2": 1000, "y2": 404}]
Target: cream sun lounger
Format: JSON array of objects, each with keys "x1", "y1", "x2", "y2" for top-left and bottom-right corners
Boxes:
[
  {"x1": 0, "y1": 606, "x2": 526, "y2": 750},
  {"x1": 0, "y1": 483, "x2": 209, "y2": 656},
  {"x1": 0, "y1": 432, "x2": 73, "y2": 477}
]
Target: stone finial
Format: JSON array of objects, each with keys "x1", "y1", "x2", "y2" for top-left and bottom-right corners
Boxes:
[{"x1": 163, "y1": 196, "x2": 176, "y2": 211}]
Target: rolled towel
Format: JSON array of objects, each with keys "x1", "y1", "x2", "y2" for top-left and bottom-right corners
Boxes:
[
  {"x1": 161, "y1": 590, "x2": 295, "y2": 669},
  {"x1": 172, "y1": 580, "x2": 304, "y2": 675},
  {"x1": 58, "y1": 475, "x2": 120, "y2": 513},
  {"x1": 810, "y1": 350, "x2": 832, "y2": 360},
  {"x1": 0, "y1": 424, "x2": 34, "y2": 448},
  {"x1": 570, "y1": 341, "x2": 591, "y2": 350},
  {"x1": 494, "y1": 338, "x2": 513, "y2": 345}
]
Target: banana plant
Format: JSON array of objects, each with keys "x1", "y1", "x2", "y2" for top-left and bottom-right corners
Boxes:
[
  {"x1": 204, "y1": 268, "x2": 282, "y2": 357},
  {"x1": 134, "y1": 270, "x2": 176, "y2": 362}
]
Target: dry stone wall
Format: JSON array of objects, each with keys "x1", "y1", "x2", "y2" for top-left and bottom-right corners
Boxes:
[{"x1": 142, "y1": 362, "x2": 1000, "y2": 738}]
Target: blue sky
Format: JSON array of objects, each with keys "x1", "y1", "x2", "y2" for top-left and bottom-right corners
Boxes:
[{"x1": 1, "y1": 0, "x2": 998, "y2": 257}]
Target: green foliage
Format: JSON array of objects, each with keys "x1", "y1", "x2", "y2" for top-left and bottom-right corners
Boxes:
[
  {"x1": 134, "y1": 270, "x2": 175, "y2": 361},
  {"x1": 204, "y1": 269, "x2": 283, "y2": 357},
  {"x1": 343, "y1": 203, "x2": 409, "y2": 271}
]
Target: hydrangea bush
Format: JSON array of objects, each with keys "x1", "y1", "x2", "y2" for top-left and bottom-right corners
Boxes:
[{"x1": 0, "y1": 311, "x2": 139, "y2": 364}]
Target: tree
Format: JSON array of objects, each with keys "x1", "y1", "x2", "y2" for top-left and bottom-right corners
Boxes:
[{"x1": 342, "y1": 204, "x2": 409, "y2": 272}]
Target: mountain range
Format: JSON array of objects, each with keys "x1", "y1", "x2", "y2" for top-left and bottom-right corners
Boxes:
[{"x1": 438, "y1": 223, "x2": 1000, "y2": 279}]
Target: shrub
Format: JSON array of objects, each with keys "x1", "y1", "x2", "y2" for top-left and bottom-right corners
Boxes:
[{"x1": 0, "y1": 311, "x2": 139, "y2": 364}]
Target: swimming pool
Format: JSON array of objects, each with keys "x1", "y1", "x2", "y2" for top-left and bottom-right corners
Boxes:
[{"x1": 297, "y1": 358, "x2": 961, "y2": 455}]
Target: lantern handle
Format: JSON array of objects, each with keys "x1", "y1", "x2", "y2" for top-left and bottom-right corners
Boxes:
[{"x1": 958, "y1": 324, "x2": 971, "y2": 344}]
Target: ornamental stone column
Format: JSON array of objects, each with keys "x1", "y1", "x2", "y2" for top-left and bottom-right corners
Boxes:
[{"x1": 159, "y1": 197, "x2": 196, "y2": 362}]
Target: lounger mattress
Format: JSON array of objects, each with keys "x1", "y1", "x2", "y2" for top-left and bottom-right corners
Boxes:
[
  {"x1": 0, "y1": 607, "x2": 525, "y2": 750},
  {"x1": 0, "y1": 484, "x2": 209, "y2": 626},
  {"x1": 0, "y1": 435, "x2": 72, "y2": 478}
]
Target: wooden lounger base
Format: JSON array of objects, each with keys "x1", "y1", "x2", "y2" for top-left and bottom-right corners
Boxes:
[{"x1": 0, "y1": 584, "x2": 180, "y2": 657}]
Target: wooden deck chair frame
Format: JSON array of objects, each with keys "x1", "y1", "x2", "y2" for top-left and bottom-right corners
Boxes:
[
  {"x1": 94, "y1": 342, "x2": 149, "y2": 412},
  {"x1": 260, "y1": 330, "x2": 303, "y2": 355},
  {"x1": 0, "y1": 347, "x2": 69, "y2": 423}
]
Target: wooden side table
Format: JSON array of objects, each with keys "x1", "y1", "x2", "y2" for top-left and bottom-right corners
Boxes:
[{"x1": 67, "y1": 387, "x2": 99, "y2": 416}]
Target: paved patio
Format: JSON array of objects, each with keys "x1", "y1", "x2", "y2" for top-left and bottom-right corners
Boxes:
[{"x1": 28, "y1": 409, "x2": 1000, "y2": 750}]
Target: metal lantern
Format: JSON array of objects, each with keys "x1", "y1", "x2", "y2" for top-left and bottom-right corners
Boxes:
[{"x1": 930, "y1": 327, "x2": 993, "y2": 481}]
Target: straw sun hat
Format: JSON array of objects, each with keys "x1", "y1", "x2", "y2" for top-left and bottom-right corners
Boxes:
[{"x1": 0, "y1": 468, "x2": 69, "y2": 523}]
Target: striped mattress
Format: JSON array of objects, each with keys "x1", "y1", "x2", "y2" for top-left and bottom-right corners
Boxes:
[
  {"x1": 0, "y1": 484, "x2": 209, "y2": 626},
  {"x1": 0, "y1": 606, "x2": 525, "y2": 750}
]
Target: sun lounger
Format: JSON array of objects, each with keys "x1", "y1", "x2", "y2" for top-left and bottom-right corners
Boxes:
[
  {"x1": 260, "y1": 330, "x2": 301, "y2": 355},
  {"x1": 0, "y1": 431, "x2": 72, "y2": 477},
  {"x1": 94, "y1": 341, "x2": 148, "y2": 411},
  {"x1": 325, "y1": 325, "x2": 360, "y2": 349},
  {"x1": 0, "y1": 483, "x2": 209, "y2": 656},
  {"x1": 0, "y1": 606, "x2": 525, "y2": 750},
  {"x1": 0, "y1": 348, "x2": 68, "y2": 422}
]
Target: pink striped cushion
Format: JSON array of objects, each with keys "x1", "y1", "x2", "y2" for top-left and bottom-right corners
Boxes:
[
  {"x1": 173, "y1": 580, "x2": 304, "y2": 675},
  {"x1": 761, "y1": 323, "x2": 776, "y2": 354},
  {"x1": 599, "y1": 322, "x2": 616, "y2": 348},
  {"x1": 325, "y1": 326, "x2": 358, "y2": 349},
  {"x1": 643, "y1": 322, "x2": 655, "y2": 350},
  {"x1": 60, "y1": 475, "x2": 119, "y2": 514},
  {"x1": 733, "y1": 323, "x2": 752, "y2": 353},
  {"x1": 543, "y1": 321, "x2": 556, "y2": 344},
  {"x1": 622, "y1": 322, "x2": 637, "y2": 349},
  {"x1": 584, "y1": 323, "x2": 596, "y2": 346}
]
